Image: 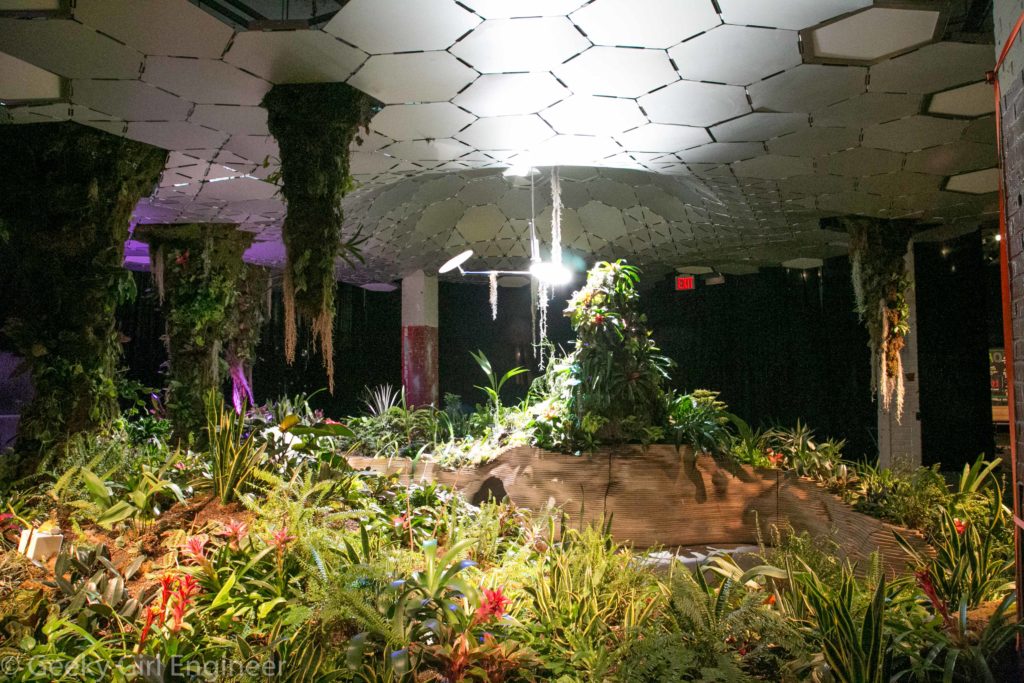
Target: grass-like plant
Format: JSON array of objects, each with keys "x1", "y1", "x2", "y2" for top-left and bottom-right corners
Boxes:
[{"x1": 203, "y1": 391, "x2": 266, "y2": 504}]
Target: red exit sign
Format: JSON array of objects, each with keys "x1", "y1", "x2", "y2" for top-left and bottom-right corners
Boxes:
[{"x1": 675, "y1": 275, "x2": 696, "y2": 291}]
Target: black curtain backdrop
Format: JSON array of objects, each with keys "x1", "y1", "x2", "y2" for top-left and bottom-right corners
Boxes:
[
  {"x1": 914, "y1": 231, "x2": 996, "y2": 467},
  {"x1": 644, "y1": 258, "x2": 877, "y2": 459},
  {"x1": 114, "y1": 248, "x2": 999, "y2": 464}
]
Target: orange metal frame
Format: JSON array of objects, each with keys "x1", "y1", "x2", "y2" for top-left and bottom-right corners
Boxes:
[{"x1": 991, "y1": 8, "x2": 1024, "y2": 624}]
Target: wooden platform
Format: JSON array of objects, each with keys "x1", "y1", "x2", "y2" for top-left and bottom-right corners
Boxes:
[{"x1": 348, "y1": 444, "x2": 929, "y2": 576}]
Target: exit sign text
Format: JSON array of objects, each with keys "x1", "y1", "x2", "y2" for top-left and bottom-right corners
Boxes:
[{"x1": 675, "y1": 275, "x2": 695, "y2": 291}]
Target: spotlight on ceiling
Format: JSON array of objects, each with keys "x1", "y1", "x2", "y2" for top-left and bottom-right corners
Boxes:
[
  {"x1": 502, "y1": 164, "x2": 536, "y2": 178},
  {"x1": 529, "y1": 260, "x2": 572, "y2": 286},
  {"x1": 438, "y1": 249, "x2": 474, "y2": 274}
]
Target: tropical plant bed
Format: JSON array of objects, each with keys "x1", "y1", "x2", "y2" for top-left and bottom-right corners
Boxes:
[{"x1": 346, "y1": 444, "x2": 930, "y2": 576}]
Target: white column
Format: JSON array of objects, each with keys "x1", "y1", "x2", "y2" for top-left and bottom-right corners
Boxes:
[{"x1": 401, "y1": 270, "x2": 439, "y2": 407}]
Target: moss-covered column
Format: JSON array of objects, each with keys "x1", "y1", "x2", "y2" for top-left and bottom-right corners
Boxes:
[
  {"x1": 138, "y1": 224, "x2": 254, "y2": 442},
  {"x1": 262, "y1": 83, "x2": 377, "y2": 393},
  {"x1": 0, "y1": 122, "x2": 166, "y2": 460},
  {"x1": 226, "y1": 265, "x2": 270, "y2": 412},
  {"x1": 845, "y1": 218, "x2": 916, "y2": 423}
]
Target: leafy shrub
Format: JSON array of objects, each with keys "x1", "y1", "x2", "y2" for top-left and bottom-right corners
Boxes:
[
  {"x1": 855, "y1": 464, "x2": 950, "y2": 531},
  {"x1": 667, "y1": 389, "x2": 731, "y2": 454}
]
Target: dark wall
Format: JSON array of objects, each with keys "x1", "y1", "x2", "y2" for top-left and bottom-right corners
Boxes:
[
  {"x1": 914, "y1": 231, "x2": 996, "y2": 467},
  {"x1": 114, "y1": 250, "x2": 998, "y2": 466},
  {"x1": 119, "y1": 272, "x2": 402, "y2": 416},
  {"x1": 644, "y1": 259, "x2": 877, "y2": 458},
  {"x1": 437, "y1": 281, "x2": 573, "y2": 407}
]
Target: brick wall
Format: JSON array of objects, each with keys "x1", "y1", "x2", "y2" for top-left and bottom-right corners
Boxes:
[{"x1": 995, "y1": 0, "x2": 1024, "y2": 623}]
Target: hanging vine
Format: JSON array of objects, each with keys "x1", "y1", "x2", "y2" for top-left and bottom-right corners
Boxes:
[
  {"x1": 139, "y1": 224, "x2": 253, "y2": 441},
  {"x1": 489, "y1": 272, "x2": 499, "y2": 321},
  {"x1": 0, "y1": 122, "x2": 166, "y2": 461},
  {"x1": 262, "y1": 82, "x2": 377, "y2": 393},
  {"x1": 847, "y1": 218, "x2": 914, "y2": 422}
]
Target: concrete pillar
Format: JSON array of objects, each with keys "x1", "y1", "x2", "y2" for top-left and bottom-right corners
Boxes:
[
  {"x1": 878, "y1": 242, "x2": 922, "y2": 470},
  {"x1": 401, "y1": 270, "x2": 439, "y2": 407}
]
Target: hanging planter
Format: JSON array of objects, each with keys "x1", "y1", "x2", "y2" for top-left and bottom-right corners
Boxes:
[
  {"x1": 262, "y1": 83, "x2": 377, "y2": 393},
  {"x1": 847, "y1": 219, "x2": 914, "y2": 422},
  {"x1": 0, "y1": 123, "x2": 166, "y2": 461},
  {"x1": 139, "y1": 224, "x2": 254, "y2": 441}
]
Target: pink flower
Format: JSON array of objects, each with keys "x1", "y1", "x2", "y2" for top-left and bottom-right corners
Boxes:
[
  {"x1": 475, "y1": 587, "x2": 510, "y2": 623},
  {"x1": 393, "y1": 514, "x2": 410, "y2": 530},
  {"x1": 953, "y1": 518, "x2": 968, "y2": 535},
  {"x1": 173, "y1": 461, "x2": 187, "y2": 471},
  {"x1": 324, "y1": 418, "x2": 341, "y2": 425},
  {"x1": 181, "y1": 534, "x2": 208, "y2": 564},
  {"x1": 218, "y1": 519, "x2": 249, "y2": 549},
  {"x1": 271, "y1": 527, "x2": 296, "y2": 552}
]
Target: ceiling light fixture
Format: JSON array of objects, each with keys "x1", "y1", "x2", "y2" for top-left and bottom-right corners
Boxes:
[{"x1": 439, "y1": 166, "x2": 572, "y2": 367}]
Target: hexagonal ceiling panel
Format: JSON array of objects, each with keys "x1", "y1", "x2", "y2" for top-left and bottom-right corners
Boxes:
[{"x1": 0, "y1": 1, "x2": 998, "y2": 282}]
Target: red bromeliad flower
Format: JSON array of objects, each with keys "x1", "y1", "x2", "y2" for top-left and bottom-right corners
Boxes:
[
  {"x1": 174, "y1": 249, "x2": 189, "y2": 267},
  {"x1": 169, "y1": 575, "x2": 201, "y2": 634},
  {"x1": 592, "y1": 314, "x2": 605, "y2": 324},
  {"x1": 475, "y1": 587, "x2": 510, "y2": 623},
  {"x1": 218, "y1": 519, "x2": 249, "y2": 549},
  {"x1": 915, "y1": 567, "x2": 954, "y2": 628},
  {"x1": 271, "y1": 527, "x2": 297, "y2": 552},
  {"x1": 323, "y1": 418, "x2": 342, "y2": 425},
  {"x1": 181, "y1": 534, "x2": 208, "y2": 563},
  {"x1": 158, "y1": 574, "x2": 176, "y2": 622},
  {"x1": 763, "y1": 593, "x2": 776, "y2": 606},
  {"x1": 138, "y1": 605, "x2": 159, "y2": 647},
  {"x1": 392, "y1": 514, "x2": 410, "y2": 530},
  {"x1": 766, "y1": 448, "x2": 784, "y2": 466},
  {"x1": 953, "y1": 518, "x2": 968, "y2": 535}
]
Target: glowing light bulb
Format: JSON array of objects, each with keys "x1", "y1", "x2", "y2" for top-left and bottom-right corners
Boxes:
[{"x1": 530, "y1": 261, "x2": 572, "y2": 285}]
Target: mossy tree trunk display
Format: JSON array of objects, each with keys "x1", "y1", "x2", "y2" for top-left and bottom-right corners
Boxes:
[
  {"x1": 226, "y1": 264, "x2": 270, "y2": 413},
  {"x1": 262, "y1": 82, "x2": 378, "y2": 393},
  {"x1": 0, "y1": 122, "x2": 166, "y2": 459},
  {"x1": 138, "y1": 224, "x2": 259, "y2": 442},
  {"x1": 845, "y1": 218, "x2": 915, "y2": 422}
]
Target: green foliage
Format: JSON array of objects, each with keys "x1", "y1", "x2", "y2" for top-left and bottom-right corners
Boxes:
[
  {"x1": 799, "y1": 567, "x2": 889, "y2": 683},
  {"x1": 49, "y1": 544, "x2": 151, "y2": 628},
  {"x1": 203, "y1": 391, "x2": 267, "y2": 504},
  {"x1": 141, "y1": 223, "x2": 257, "y2": 441},
  {"x1": 557, "y1": 260, "x2": 673, "y2": 447},
  {"x1": 66, "y1": 461, "x2": 184, "y2": 531},
  {"x1": 262, "y1": 82, "x2": 378, "y2": 390},
  {"x1": 0, "y1": 122, "x2": 166, "y2": 461},
  {"x1": 668, "y1": 390, "x2": 731, "y2": 454},
  {"x1": 522, "y1": 527, "x2": 664, "y2": 680},
  {"x1": 856, "y1": 463, "x2": 950, "y2": 531}
]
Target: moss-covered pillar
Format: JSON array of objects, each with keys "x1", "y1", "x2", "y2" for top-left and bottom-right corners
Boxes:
[
  {"x1": 843, "y1": 217, "x2": 920, "y2": 467},
  {"x1": 262, "y1": 82, "x2": 378, "y2": 394},
  {"x1": 0, "y1": 122, "x2": 166, "y2": 460},
  {"x1": 137, "y1": 224, "x2": 255, "y2": 442}
]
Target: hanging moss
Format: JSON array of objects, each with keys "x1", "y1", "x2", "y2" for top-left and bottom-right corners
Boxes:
[
  {"x1": 262, "y1": 82, "x2": 377, "y2": 393},
  {"x1": 138, "y1": 224, "x2": 255, "y2": 441},
  {"x1": 0, "y1": 122, "x2": 166, "y2": 461},
  {"x1": 846, "y1": 218, "x2": 915, "y2": 422}
]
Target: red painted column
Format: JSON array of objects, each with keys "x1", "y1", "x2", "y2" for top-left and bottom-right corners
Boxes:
[{"x1": 401, "y1": 270, "x2": 439, "y2": 407}]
